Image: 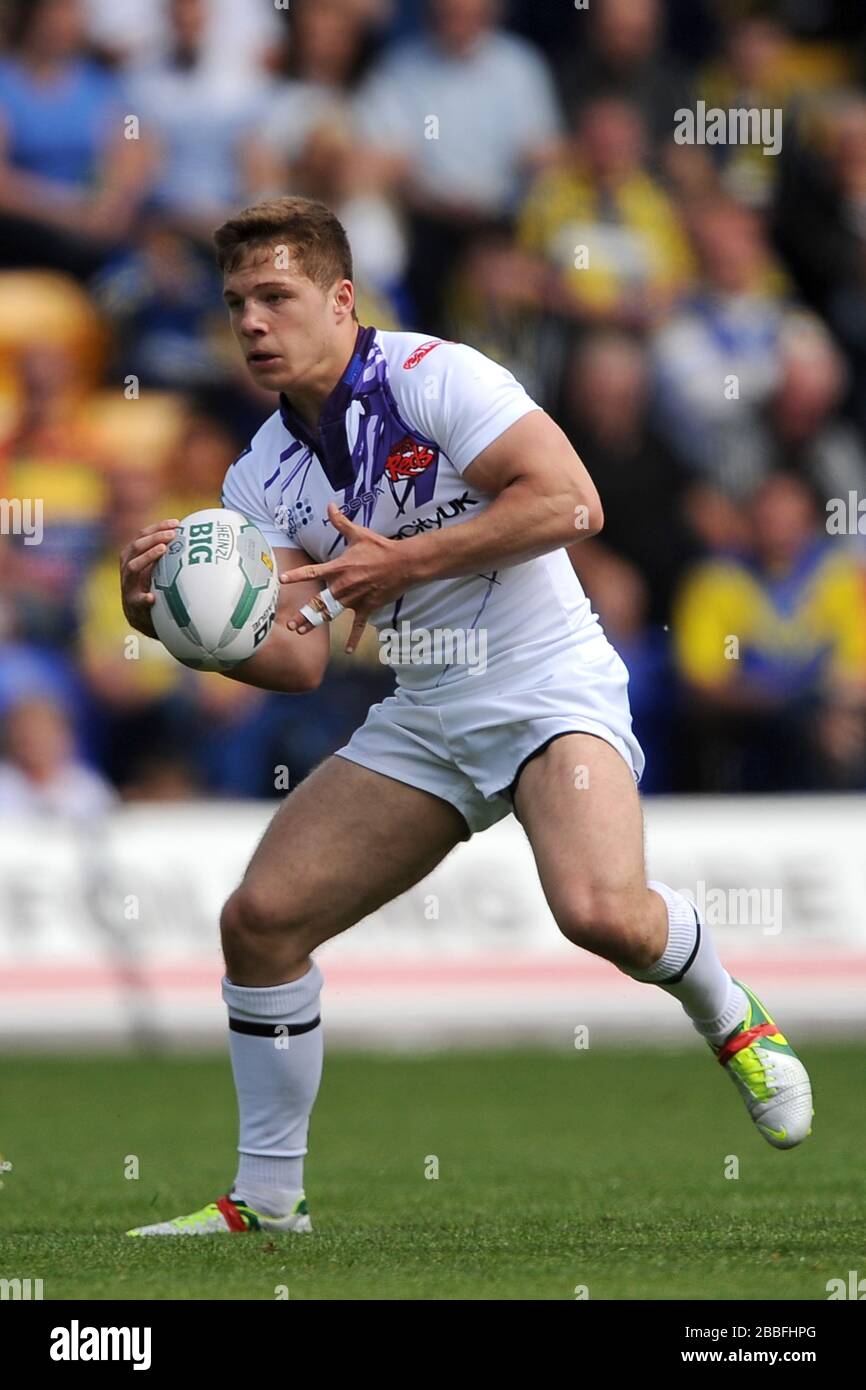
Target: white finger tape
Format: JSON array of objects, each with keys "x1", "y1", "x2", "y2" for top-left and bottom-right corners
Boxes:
[{"x1": 300, "y1": 586, "x2": 345, "y2": 626}]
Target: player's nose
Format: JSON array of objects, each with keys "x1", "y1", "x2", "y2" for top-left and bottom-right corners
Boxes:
[{"x1": 239, "y1": 307, "x2": 267, "y2": 337}]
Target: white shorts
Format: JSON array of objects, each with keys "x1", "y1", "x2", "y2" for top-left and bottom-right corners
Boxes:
[{"x1": 333, "y1": 631, "x2": 645, "y2": 836}]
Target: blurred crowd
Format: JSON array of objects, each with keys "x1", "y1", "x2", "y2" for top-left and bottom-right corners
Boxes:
[{"x1": 1, "y1": 0, "x2": 866, "y2": 812}]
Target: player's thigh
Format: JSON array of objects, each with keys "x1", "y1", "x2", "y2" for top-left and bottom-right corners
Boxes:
[
  {"x1": 233, "y1": 753, "x2": 468, "y2": 941},
  {"x1": 512, "y1": 732, "x2": 647, "y2": 937}
]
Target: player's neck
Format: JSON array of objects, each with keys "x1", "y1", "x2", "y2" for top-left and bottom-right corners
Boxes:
[{"x1": 282, "y1": 323, "x2": 362, "y2": 433}]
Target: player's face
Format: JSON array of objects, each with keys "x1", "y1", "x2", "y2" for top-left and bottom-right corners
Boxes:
[{"x1": 222, "y1": 248, "x2": 351, "y2": 393}]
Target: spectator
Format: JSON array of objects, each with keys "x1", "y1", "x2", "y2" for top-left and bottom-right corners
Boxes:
[
  {"x1": 567, "y1": 543, "x2": 677, "y2": 792},
  {"x1": 355, "y1": 0, "x2": 563, "y2": 327},
  {"x1": 696, "y1": 13, "x2": 845, "y2": 209},
  {"x1": 259, "y1": 1, "x2": 406, "y2": 304},
  {"x1": 724, "y1": 316, "x2": 866, "y2": 508},
  {"x1": 284, "y1": 113, "x2": 412, "y2": 316},
  {"x1": 556, "y1": 0, "x2": 690, "y2": 153},
  {"x1": 651, "y1": 198, "x2": 801, "y2": 492},
  {"x1": 518, "y1": 97, "x2": 693, "y2": 332},
  {"x1": 123, "y1": 0, "x2": 275, "y2": 244},
  {"x1": 76, "y1": 465, "x2": 192, "y2": 786},
  {"x1": 0, "y1": 696, "x2": 115, "y2": 816},
  {"x1": 118, "y1": 751, "x2": 201, "y2": 800},
  {"x1": 263, "y1": 0, "x2": 379, "y2": 161},
  {"x1": 159, "y1": 412, "x2": 239, "y2": 518},
  {"x1": 0, "y1": 343, "x2": 108, "y2": 642},
  {"x1": 0, "y1": 531, "x2": 86, "y2": 726},
  {"x1": 772, "y1": 92, "x2": 866, "y2": 437},
  {"x1": 672, "y1": 473, "x2": 866, "y2": 791},
  {"x1": 559, "y1": 330, "x2": 694, "y2": 622},
  {"x1": 443, "y1": 225, "x2": 564, "y2": 407},
  {"x1": 91, "y1": 220, "x2": 225, "y2": 390},
  {"x1": 82, "y1": 0, "x2": 283, "y2": 84},
  {"x1": 0, "y1": 0, "x2": 149, "y2": 277}
]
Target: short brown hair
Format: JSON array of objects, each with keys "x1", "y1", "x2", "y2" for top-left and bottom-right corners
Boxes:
[{"x1": 213, "y1": 196, "x2": 354, "y2": 291}]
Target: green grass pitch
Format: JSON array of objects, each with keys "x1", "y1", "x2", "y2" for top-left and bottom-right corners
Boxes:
[{"x1": 2, "y1": 1045, "x2": 863, "y2": 1300}]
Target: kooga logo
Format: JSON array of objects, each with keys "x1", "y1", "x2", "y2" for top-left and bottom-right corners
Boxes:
[{"x1": 50, "y1": 1321, "x2": 152, "y2": 1371}]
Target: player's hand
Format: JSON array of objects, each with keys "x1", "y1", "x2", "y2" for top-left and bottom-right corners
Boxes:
[
  {"x1": 279, "y1": 504, "x2": 409, "y2": 654},
  {"x1": 119, "y1": 519, "x2": 179, "y2": 637}
]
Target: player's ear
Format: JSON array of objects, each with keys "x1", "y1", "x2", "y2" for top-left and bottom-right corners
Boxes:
[{"x1": 333, "y1": 278, "x2": 355, "y2": 323}]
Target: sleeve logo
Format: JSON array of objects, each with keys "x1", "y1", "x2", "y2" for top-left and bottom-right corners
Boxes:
[{"x1": 402, "y1": 340, "x2": 444, "y2": 369}]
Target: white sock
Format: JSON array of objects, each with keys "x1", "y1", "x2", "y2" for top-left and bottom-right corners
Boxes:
[
  {"x1": 620, "y1": 881, "x2": 748, "y2": 1046},
  {"x1": 222, "y1": 961, "x2": 324, "y2": 1217}
]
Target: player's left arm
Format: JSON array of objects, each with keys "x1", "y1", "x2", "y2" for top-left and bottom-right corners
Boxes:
[{"x1": 399, "y1": 409, "x2": 603, "y2": 581}]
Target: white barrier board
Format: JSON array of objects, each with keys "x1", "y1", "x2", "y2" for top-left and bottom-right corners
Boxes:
[{"x1": 1, "y1": 797, "x2": 864, "y2": 1045}]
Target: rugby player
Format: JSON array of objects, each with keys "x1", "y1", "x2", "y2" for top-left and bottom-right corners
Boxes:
[{"x1": 121, "y1": 197, "x2": 812, "y2": 1237}]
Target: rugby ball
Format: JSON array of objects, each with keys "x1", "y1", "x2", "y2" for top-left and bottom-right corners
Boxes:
[{"x1": 151, "y1": 508, "x2": 279, "y2": 671}]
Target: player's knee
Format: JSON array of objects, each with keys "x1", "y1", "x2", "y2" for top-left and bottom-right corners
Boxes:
[
  {"x1": 220, "y1": 883, "x2": 300, "y2": 953},
  {"x1": 556, "y1": 887, "x2": 619, "y2": 949},
  {"x1": 557, "y1": 888, "x2": 654, "y2": 966},
  {"x1": 220, "y1": 884, "x2": 317, "y2": 978}
]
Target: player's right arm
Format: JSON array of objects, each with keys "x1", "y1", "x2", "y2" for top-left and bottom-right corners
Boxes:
[
  {"x1": 223, "y1": 544, "x2": 330, "y2": 693},
  {"x1": 119, "y1": 526, "x2": 329, "y2": 693}
]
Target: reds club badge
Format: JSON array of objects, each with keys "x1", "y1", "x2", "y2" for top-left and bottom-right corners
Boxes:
[{"x1": 385, "y1": 435, "x2": 437, "y2": 483}]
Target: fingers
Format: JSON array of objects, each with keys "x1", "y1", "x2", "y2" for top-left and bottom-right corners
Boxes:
[
  {"x1": 279, "y1": 564, "x2": 325, "y2": 584},
  {"x1": 327, "y1": 502, "x2": 362, "y2": 537},
  {"x1": 122, "y1": 527, "x2": 178, "y2": 577},
  {"x1": 127, "y1": 527, "x2": 179, "y2": 557},
  {"x1": 121, "y1": 519, "x2": 181, "y2": 564},
  {"x1": 125, "y1": 543, "x2": 169, "y2": 576},
  {"x1": 344, "y1": 610, "x2": 369, "y2": 654},
  {"x1": 119, "y1": 521, "x2": 180, "y2": 634}
]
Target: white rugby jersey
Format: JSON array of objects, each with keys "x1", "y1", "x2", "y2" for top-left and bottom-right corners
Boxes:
[{"x1": 221, "y1": 327, "x2": 600, "y2": 691}]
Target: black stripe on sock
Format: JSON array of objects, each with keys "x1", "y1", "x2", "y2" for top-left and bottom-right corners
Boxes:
[
  {"x1": 228, "y1": 1014, "x2": 321, "y2": 1037},
  {"x1": 662, "y1": 905, "x2": 701, "y2": 985}
]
